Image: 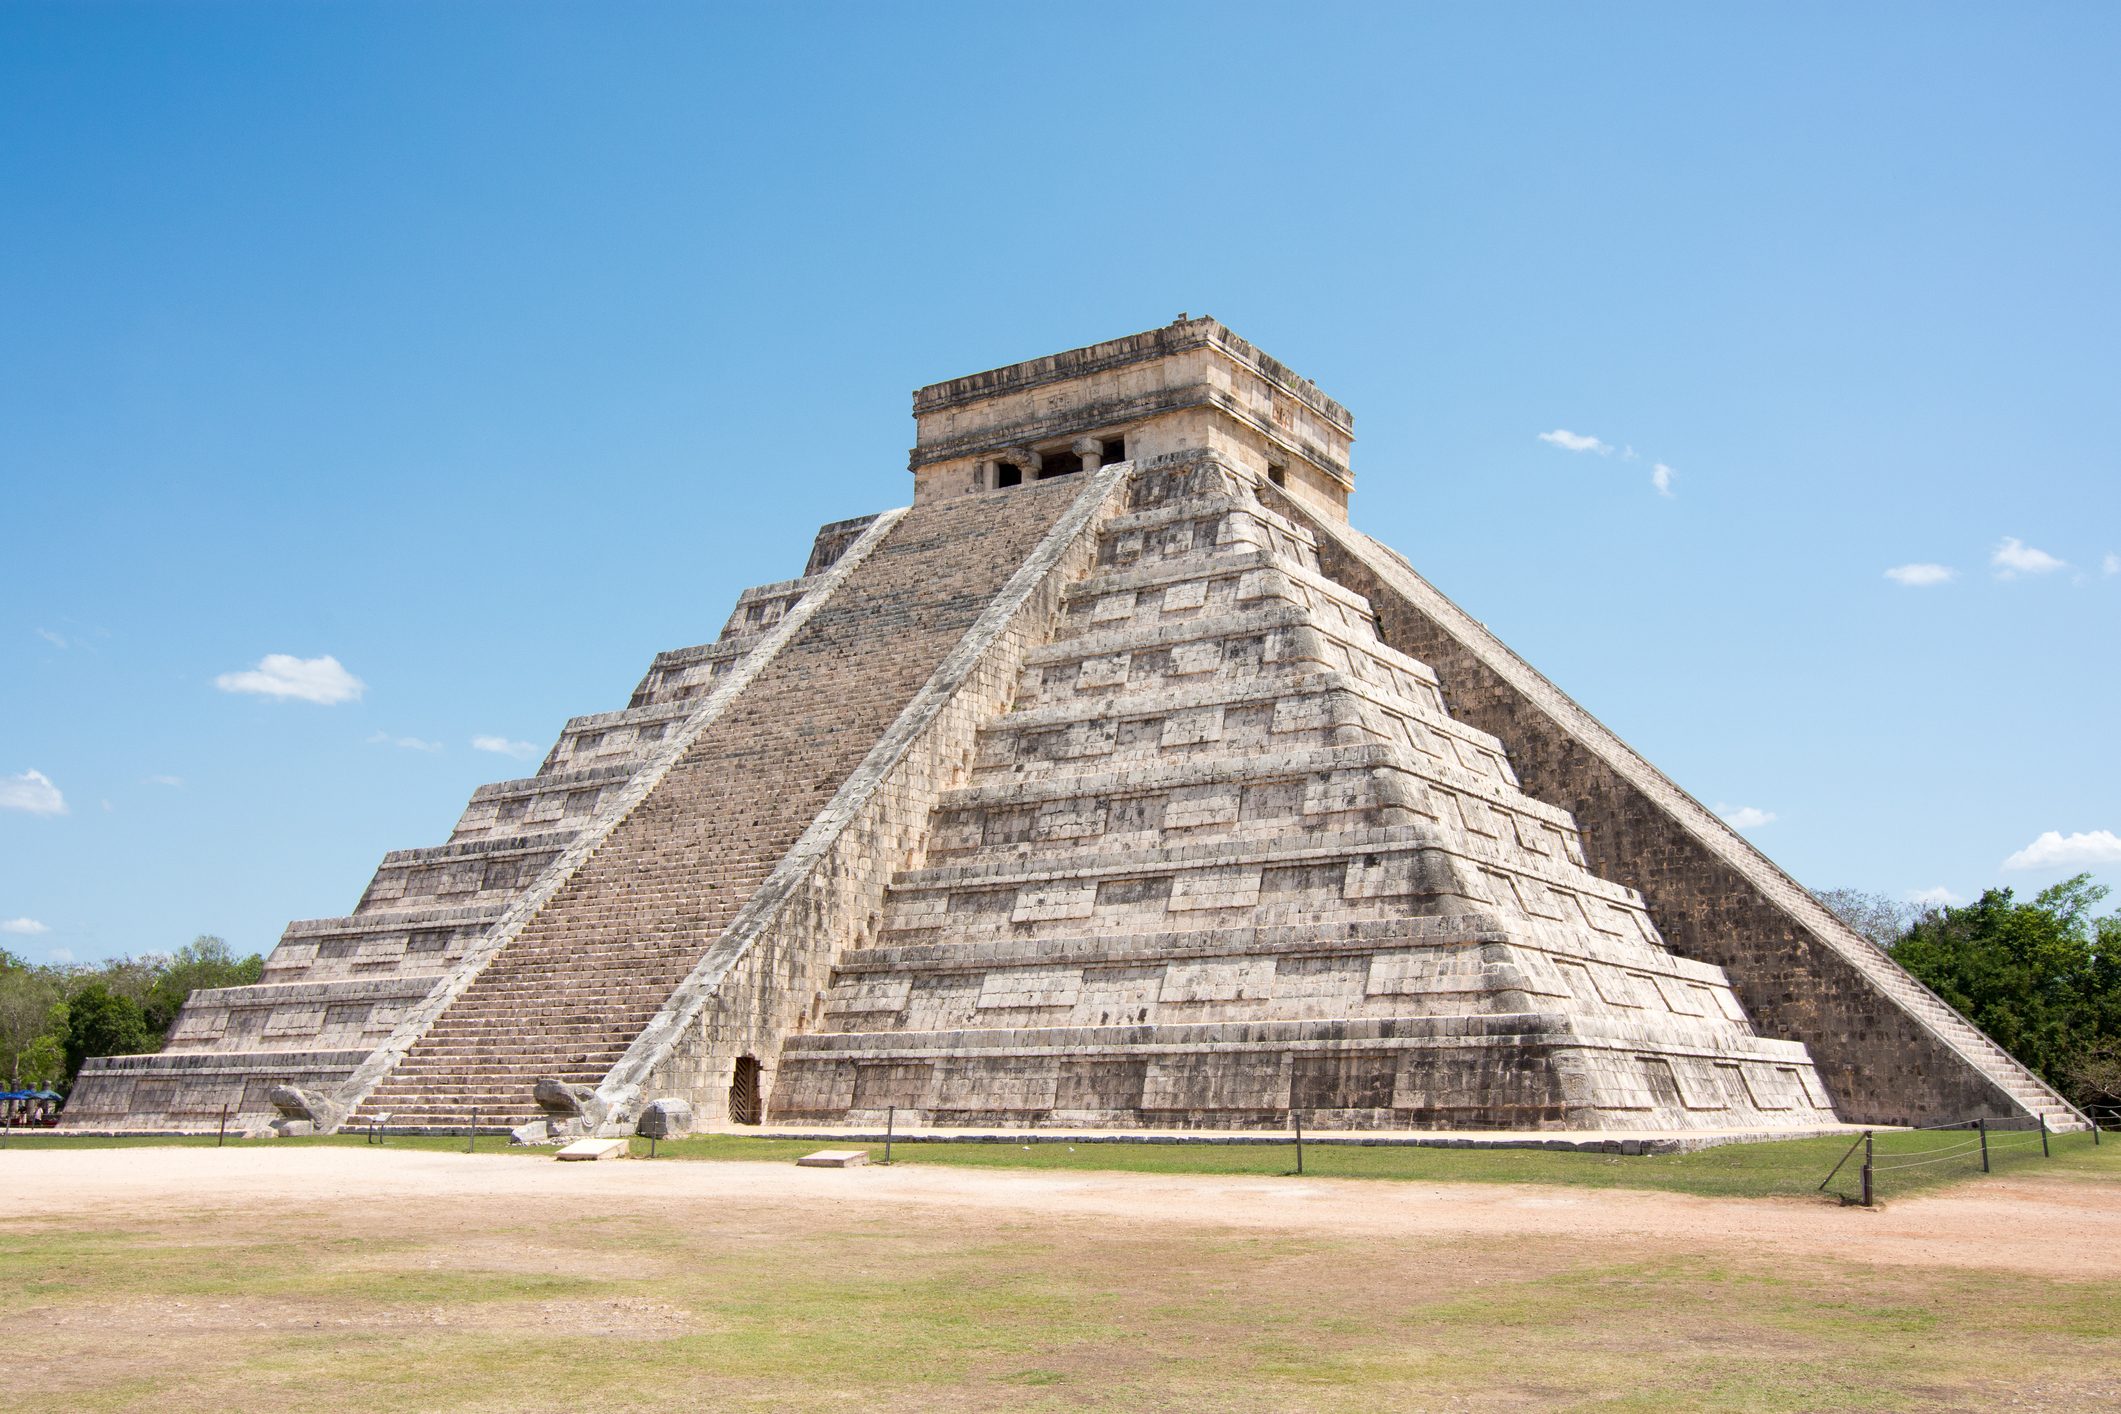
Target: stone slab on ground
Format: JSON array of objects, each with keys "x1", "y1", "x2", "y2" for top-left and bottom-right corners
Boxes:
[
  {"x1": 555, "y1": 1137, "x2": 628, "y2": 1162},
  {"x1": 795, "y1": 1148, "x2": 870, "y2": 1168}
]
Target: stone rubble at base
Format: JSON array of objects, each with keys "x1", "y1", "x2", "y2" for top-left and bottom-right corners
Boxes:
[{"x1": 64, "y1": 317, "x2": 2085, "y2": 1140}]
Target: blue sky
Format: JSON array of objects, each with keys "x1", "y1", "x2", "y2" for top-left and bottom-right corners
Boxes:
[{"x1": 3, "y1": 4, "x2": 2116, "y2": 965}]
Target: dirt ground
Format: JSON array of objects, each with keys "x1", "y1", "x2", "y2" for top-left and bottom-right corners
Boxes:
[
  {"x1": 5, "y1": 1146, "x2": 2119, "y2": 1412},
  {"x1": 8, "y1": 1144, "x2": 2117, "y2": 1277}
]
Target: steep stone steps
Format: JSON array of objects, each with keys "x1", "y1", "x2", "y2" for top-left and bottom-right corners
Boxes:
[
  {"x1": 776, "y1": 465, "x2": 1845, "y2": 1135},
  {"x1": 65, "y1": 521, "x2": 877, "y2": 1132},
  {"x1": 347, "y1": 479, "x2": 1089, "y2": 1129}
]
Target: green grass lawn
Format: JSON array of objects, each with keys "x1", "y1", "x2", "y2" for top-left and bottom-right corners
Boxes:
[
  {"x1": 3, "y1": 1179, "x2": 2115, "y2": 1412},
  {"x1": 8, "y1": 1124, "x2": 2111, "y2": 1202}
]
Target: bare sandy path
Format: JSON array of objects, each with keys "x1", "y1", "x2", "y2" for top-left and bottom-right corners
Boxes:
[{"x1": 4, "y1": 1145, "x2": 2115, "y2": 1279}]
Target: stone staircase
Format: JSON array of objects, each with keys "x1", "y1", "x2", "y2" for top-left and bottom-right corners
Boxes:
[
  {"x1": 770, "y1": 460, "x2": 1843, "y2": 1131},
  {"x1": 61, "y1": 515, "x2": 882, "y2": 1131},
  {"x1": 1290, "y1": 510, "x2": 2090, "y2": 1132},
  {"x1": 346, "y1": 476, "x2": 1090, "y2": 1130},
  {"x1": 1848, "y1": 944, "x2": 2081, "y2": 1129},
  {"x1": 75, "y1": 316, "x2": 2080, "y2": 1140}
]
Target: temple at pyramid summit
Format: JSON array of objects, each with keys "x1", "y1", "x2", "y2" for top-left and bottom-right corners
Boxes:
[{"x1": 67, "y1": 317, "x2": 2087, "y2": 1140}]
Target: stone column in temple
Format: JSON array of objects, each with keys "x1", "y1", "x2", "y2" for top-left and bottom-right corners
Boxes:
[{"x1": 1071, "y1": 437, "x2": 1104, "y2": 474}]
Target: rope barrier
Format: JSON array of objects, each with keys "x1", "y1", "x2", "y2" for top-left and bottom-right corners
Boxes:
[
  {"x1": 1869, "y1": 1138, "x2": 1984, "y2": 1159},
  {"x1": 1871, "y1": 1133, "x2": 2049, "y2": 1170},
  {"x1": 1816, "y1": 1112, "x2": 2071, "y2": 1201},
  {"x1": 1871, "y1": 1150, "x2": 1986, "y2": 1172}
]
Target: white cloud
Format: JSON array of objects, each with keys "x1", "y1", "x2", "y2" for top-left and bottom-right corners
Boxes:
[
  {"x1": 2002, "y1": 829, "x2": 2121, "y2": 871},
  {"x1": 0, "y1": 917, "x2": 49, "y2": 936},
  {"x1": 46, "y1": 945, "x2": 72, "y2": 963},
  {"x1": 2104, "y1": 552, "x2": 2120, "y2": 576},
  {"x1": 1884, "y1": 563, "x2": 1956, "y2": 588},
  {"x1": 1538, "y1": 429, "x2": 1613, "y2": 455},
  {"x1": 214, "y1": 653, "x2": 365, "y2": 704},
  {"x1": 1905, "y1": 886, "x2": 1963, "y2": 908},
  {"x1": 34, "y1": 627, "x2": 67, "y2": 649},
  {"x1": 472, "y1": 735, "x2": 539, "y2": 760},
  {"x1": 368, "y1": 731, "x2": 443, "y2": 753},
  {"x1": 1990, "y1": 537, "x2": 2067, "y2": 579},
  {"x1": 0, "y1": 769, "x2": 67, "y2": 816},
  {"x1": 1717, "y1": 804, "x2": 1777, "y2": 831},
  {"x1": 1651, "y1": 463, "x2": 1675, "y2": 497},
  {"x1": 144, "y1": 774, "x2": 183, "y2": 787}
]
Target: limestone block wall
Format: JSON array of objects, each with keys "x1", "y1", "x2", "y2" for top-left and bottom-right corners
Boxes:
[
  {"x1": 771, "y1": 455, "x2": 1837, "y2": 1134},
  {"x1": 261, "y1": 907, "x2": 500, "y2": 984},
  {"x1": 817, "y1": 919, "x2": 1761, "y2": 1036},
  {"x1": 627, "y1": 640, "x2": 751, "y2": 708},
  {"x1": 447, "y1": 764, "x2": 635, "y2": 843},
  {"x1": 910, "y1": 318, "x2": 1354, "y2": 522},
  {"x1": 537, "y1": 701, "x2": 695, "y2": 774},
  {"x1": 333, "y1": 507, "x2": 919, "y2": 1129},
  {"x1": 57, "y1": 1047, "x2": 371, "y2": 1129},
  {"x1": 86, "y1": 432, "x2": 1982, "y2": 1135},
  {"x1": 717, "y1": 577, "x2": 813, "y2": 639},
  {"x1": 65, "y1": 515, "x2": 879, "y2": 1131},
  {"x1": 599, "y1": 461, "x2": 1137, "y2": 1129},
  {"x1": 773, "y1": 1015, "x2": 1825, "y2": 1132},
  {"x1": 804, "y1": 515, "x2": 882, "y2": 576},
  {"x1": 162, "y1": 976, "x2": 434, "y2": 1054},
  {"x1": 1267, "y1": 482, "x2": 2084, "y2": 1129},
  {"x1": 353, "y1": 834, "x2": 571, "y2": 915}
]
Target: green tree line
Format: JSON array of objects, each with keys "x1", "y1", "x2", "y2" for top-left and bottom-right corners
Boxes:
[
  {"x1": 1819, "y1": 873, "x2": 2121, "y2": 1114},
  {"x1": 0, "y1": 936, "x2": 263, "y2": 1092}
]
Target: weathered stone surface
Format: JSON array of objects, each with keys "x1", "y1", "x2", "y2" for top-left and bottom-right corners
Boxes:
[
  {"x1": 555, "y1": 1137, "x2": 627, "y2": 1161},
  {"x1": 635, "y1": 1098, "x2": 694, "y2": 1139},
  {"x1": 266, "y1": 1084, "x2": 344, "y2": 1136},
  {"x1": 533, "y1": 1077, "x2": 601, "y2": 1119},
  {"x1": 1261, "y1": 484, "x2": 2082, "y2": 1131},
  {"x1": 61, "y1": 516, "x2": 882, "y2": 1133},
  {"x1": 67, "y1": 317, "x2": 2083, "y2": 1136}
]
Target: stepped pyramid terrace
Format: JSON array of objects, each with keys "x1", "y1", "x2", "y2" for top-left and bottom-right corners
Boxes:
[{"x1": 67, "y1": 318, "x2": 2088, "y2": 1140}]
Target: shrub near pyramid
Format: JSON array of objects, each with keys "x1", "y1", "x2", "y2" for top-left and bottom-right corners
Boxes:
[{"x1": 70, "y1": 319, "x2": 2085, "y2": 1136}]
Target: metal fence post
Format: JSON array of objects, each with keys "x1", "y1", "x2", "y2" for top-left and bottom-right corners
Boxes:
[
  {"x1": 469, "y1": 1107, "x2": 477, "y2": 1154},
  {"x1": 1861, "y1": 1131, "x2": 1873, "y2": 1207},
  {"x1": 1294, "y1": 1106, "x2": 1305, "y2": 1176},
  {"x1": 218, "y1": 1104, "x2": 229, "y2": 1148},
  {"x1": 885, "y1": 1104, "x2": 894, "y2": 1166},
  {"x1": 1979, "y1": 1116, "x2": 1989, "y2": 1173},
  {"x1": 2039, "y1": 1114, "x2": 2049, "y2": 1158}
]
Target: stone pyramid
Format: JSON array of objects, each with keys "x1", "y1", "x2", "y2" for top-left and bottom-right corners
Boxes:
[{"x1": 69, "y1": 318, "x2": 2086, "y2": 1137}]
